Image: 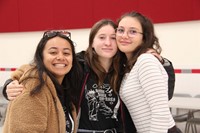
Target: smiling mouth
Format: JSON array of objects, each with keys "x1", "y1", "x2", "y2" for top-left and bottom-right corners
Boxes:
[{"x1": 53, "y1": 64, "x2": 66, "y2": 68}]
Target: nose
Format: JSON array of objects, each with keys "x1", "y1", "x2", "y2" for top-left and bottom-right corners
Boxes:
[
  {"x1": 105, "y1": 38, "x2": 112, "y2": 46},
  {"x1": 56, "y1": 52, "x2": 65, "y2": 60},
  {"x1": 121, "y1": 31, "x2": 129, "y2": 38}
]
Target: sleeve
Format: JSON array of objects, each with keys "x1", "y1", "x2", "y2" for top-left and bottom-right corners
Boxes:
[
  {"x1": 138, "y1": 54, "x2": 170, "y2": 132},
  {"x1": 11, "y1": 64, "x2": 29, "y2": 80},
  {"x1": 7, "y1": 89, "x2": 48, "y2": 133},
  {"x1": 2, "y1": 79, "x2": 13, "y2": 100},
  {"x1": 2, "y1": 64, "x2": 29, "y2": 100}
]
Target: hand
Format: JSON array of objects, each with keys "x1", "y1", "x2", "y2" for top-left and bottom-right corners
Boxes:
[
  {"x1": 146, "y1": 48, "x2": 164, "y2": 64},
  {"x1": 6, "y1": 80, "x2": 24, "y2": 101}
]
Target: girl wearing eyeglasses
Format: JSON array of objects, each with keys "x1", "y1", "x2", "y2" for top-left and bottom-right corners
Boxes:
[
  {"x1": 115, "y1": 11, "x2": 180, "y2": 133},
  {"x1": 3, "y1": 31, "x2": 80, "y2": 133}
]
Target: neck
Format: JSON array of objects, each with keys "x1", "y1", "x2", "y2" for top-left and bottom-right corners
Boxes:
[
  {"x1": 125, "y1": 52, "x2": 132, "y2": 62},
  {"x1": 56, "y1": 76, "x2": 64, "y2": 84},
  {"x1": 99, "y1": 58, "x2": 112, "y2": 72}
]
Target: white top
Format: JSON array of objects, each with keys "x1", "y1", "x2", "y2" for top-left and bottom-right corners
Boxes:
[{"x1": 120, "y1": 53, "x2": 175, "y2": 133}]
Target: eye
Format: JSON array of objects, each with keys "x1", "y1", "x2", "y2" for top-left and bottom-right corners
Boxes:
[
  {"x1": 117, "y1": 28, "x2": 124, "y2": 33},
  {"x1": 63, "y1": 51, "x2": 72, "y2": 56},
  {"x1": 63, "y1": 52, "x2": 70, "y2": 56},
  {"x1": 49, "y1": 51, "x2": 57, "y2": 55},
  {"x1": 111, "y1": 36, "x2": 116, "y2": 40},
  {"x1": 129, "y1": 30, "x2": 137, "y2": 35},
  {"x1": 99, "y1": 36, "x2": 106, "y2": 40}
]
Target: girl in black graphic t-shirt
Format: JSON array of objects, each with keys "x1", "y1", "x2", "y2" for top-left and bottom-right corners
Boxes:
[{"x1": 76, "y1": 19, "x2": 124, "y2": 133}]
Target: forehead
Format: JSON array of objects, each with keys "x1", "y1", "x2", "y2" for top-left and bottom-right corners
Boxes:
[
  {"x1": 96, "y1": 25, "x2": 115, "y2": 35},
  {"x1": 45, "y1": 37, "x2": 72, "y2": 49},
  {"x1": 118, "y1": 16, "x2": 142, "y2": 29}
]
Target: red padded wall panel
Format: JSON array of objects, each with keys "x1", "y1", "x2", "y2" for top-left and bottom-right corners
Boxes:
[
  {"x1": 51, "y1": 0, "x2": 94, "y2": 29},
  {"x1": 93, "y1": 0, "x2": 139, "y2": 22},
  {"x1": 192, "y1": 0, "x2": 200, "y2": 19},
  {"x1": 0, "y1": 0, "x2": 19, "y2": 32},
  {"x1": 0, "y1": 0, "x2": 199, "y2": 32},
  {"x1": 18, "y1": 0, "x2": 54, "y2": 31},
  {"x1": 138, "y1": 0, "x2": 193, "y2": 23}
]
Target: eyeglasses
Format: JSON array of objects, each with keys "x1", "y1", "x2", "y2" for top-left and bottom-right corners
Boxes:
[
  {"x1": 43, "y1": 30, "x2": 71, "y2": 39},
  {"x1": 43, "y1": 30, "x2": 77, "y2": 46},
  {"x1": 116, "y1": 28, "x2": 143, "y2": 38}
]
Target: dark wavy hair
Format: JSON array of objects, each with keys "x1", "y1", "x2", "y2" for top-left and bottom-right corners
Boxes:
[
  {"x1": 29, "y1": 32, "x2": 81, "y2": 111},
  {"x1": 85, "y1": 19, "x2": 120, "y2": 92}
]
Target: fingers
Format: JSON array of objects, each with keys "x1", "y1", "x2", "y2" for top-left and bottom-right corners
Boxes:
[
  {"x1": 6, "y1": 80, "x2": 24, "y2": 101},
  {"x1": 146, "y1": 48, "x2": 156, "y2": 54},
  {"x1": 146, "y1": 49, "x2": 163, "y2": 63}
]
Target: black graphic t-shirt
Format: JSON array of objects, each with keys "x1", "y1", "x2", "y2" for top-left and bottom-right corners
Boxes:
[{"x1": 78, "y1": 74, "x2": 121, "y2": 131}]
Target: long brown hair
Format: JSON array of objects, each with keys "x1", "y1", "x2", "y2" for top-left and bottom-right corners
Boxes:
[
  {"x1": 85, "y1": 19, "x2": 120, "y2": 92},
  {"x1": 117, "y1": 11, "x2": 162, "y2": 72}
]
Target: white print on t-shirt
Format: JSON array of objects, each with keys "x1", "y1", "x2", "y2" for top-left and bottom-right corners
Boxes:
[{"x1": 85, "y1": 83, "x2": 119, "y2": 121}]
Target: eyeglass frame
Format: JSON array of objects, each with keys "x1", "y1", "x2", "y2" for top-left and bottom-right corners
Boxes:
[
  {"x1": 42, "y1": 30, "x2": 77, "y2": 46},
  {"x1": 43, "y1": 30, "x2": 71, "y2": 39},
  {"x1": 115, "y1": 27, "x2": 143, "y2": 38}
]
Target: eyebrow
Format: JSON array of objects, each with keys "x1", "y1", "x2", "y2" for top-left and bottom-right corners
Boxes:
[
  {"x1": 119, "y1": 26, "x2": 139, "y2": 30},
  {"x1": 48, "y1": 47, "x2": 71, "y2": 51}
]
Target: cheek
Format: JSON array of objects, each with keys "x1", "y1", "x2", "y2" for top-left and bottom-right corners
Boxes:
[
  {"x1": 134, "y1": 36, "x2": 143, "y2": 45},
  {"x1": 43, "y1": 57, "x2": 49, "y2": 67},
  {"x1": 67, "y1": 56, "x2": 73, "y2": 66},
  {"x1": 116, "y1": 38, "x2": 122, "y2": 47},
  {"x1": 113, "y1": 44, "x2": 118, "y2": 52},
  {"x1": 92, "y1": 45, "x2": 101, "y2": 54}
]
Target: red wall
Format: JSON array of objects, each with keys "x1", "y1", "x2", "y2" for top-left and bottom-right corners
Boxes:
[{"x1": 0, "y1": 0, "x2": 200, "y2": 32}]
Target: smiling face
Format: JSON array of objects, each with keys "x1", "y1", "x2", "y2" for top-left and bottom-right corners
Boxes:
[
  {"x1": 43, "y1": 36, "x2": 73, "y2": 83},
  {"x1": 116, "y1": 16, "x2": 143, "y2": 60},
  {"x1": 92, "y1": 25, "x2": 118, "y2": 62}
]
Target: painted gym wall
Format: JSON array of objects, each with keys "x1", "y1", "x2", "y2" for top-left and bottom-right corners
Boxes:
[
  {"x1": 1, "y1": 20, "x2": 200, "y2": 97},
  {"x1": 0, "y1": 0, "x2": 200, "y2": 96}
]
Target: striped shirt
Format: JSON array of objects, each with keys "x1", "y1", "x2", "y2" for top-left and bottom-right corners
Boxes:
[{"x1": 120, "y1": 53, "x2": 175, "y2": 133}]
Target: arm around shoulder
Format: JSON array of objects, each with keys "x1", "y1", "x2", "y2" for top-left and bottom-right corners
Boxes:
[{"x1": 2, "y1": 79, "x2": 13, "y2": 100}]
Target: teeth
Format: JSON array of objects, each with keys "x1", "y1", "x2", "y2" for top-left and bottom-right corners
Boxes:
[{"x1": 54, "y1": 64, "x2": 66, "y2": 67}]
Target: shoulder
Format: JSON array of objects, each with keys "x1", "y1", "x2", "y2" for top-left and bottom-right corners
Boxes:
[
  {"x1": 76, "y1": 51, "x2": 86, "y2": 61},
  {"x1": 11, "y1": 64, "x2": 34, "y2": 81},
  {"x1": 135, "y1": 53, "x2": 166, "y2": 74},
  {"x1": 137, "y1": 53, "x2": 159, "y2": 62},
  {"x1": 136, "y1": 53, "x2": 161, "y2": 67},
  {"x1": 76, "y1": 51, "x2": 90, "y2": 73}
]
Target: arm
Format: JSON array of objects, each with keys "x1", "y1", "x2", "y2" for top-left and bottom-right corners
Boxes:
[
  {"x1": 146, "y1": 49, "x2": 175, "y2": 100},
  {"x1": 138, "y1": 54, "x2": 172, "y2": 132},
  {"x1": 2, "y1": 65, "x2": 27, "y2": 100},
  {"x1": 2, "y1": 79, "x2": 13, "y2": 100},
  {"x1": 2, "y1": 79, "x2": 24, "y2": 101}
]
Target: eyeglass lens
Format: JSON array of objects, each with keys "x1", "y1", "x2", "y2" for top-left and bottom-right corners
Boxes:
[
  {"x1": 43, "y1": 30, "x2": 71, "y2": 38},
  {"x1": 116, "y1": 28, "x2": 142, "y2": 37}
]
